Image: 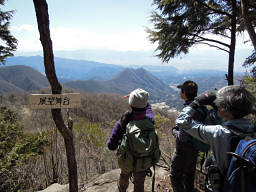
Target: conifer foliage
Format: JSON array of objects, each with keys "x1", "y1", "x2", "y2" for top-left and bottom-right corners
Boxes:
[
  {"x1": 148, "y1": 0, "x2": 234, "y2": 60},
  {"x1": 241, "y1": 0, "x2": 256, "y2": 76},
  {"x1": 0, "y1": 107, "x2": 49, "y2": 191},
  {"x1": 0, "y1": 0, "x2": 17, "y2": 64},
  {"x1": 147, "y1": 0, "x2": 255, "y2": 85}
]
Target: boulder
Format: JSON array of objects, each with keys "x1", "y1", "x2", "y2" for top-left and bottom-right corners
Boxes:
[{"x1": 37, "y1": 167, "x2": 170, "y2": 192}]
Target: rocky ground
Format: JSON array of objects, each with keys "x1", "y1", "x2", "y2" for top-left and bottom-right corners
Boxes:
[{"x1": 37, "y1": 167, "x2": 173, "y2": 192}]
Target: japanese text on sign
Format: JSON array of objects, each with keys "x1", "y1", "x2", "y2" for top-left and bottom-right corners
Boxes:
[{"x1": 28, "y1": 93, "x2": 81, "y2": 109}]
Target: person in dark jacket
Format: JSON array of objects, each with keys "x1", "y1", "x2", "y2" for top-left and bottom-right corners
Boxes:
[
  {"x1": 107, "y1": 88, "x2": 155, "y2": 192},
  {"x1": 170, "y1": 80, "x2": 200, "y2": 192}
]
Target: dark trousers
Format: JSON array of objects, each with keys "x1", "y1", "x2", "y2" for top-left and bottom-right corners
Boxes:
[
  {"x1": 118, "y1": 169, "x2": 147, "y2": 192},
  {"x1": 170, "y1": 143, "x2": 198, "y2": 192}
]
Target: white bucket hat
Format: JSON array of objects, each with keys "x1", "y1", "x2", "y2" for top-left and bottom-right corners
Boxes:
[{"x1": 125, "y1": 88, "x2": 149, "y2": 108}]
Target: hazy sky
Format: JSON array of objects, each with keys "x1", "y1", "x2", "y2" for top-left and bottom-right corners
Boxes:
[
  {"x1": 4, "y1": 0, "x2": 254, "y2": 72},
  {"x1": 5, "y1": 0, "x2": 154, "y2": 51}
]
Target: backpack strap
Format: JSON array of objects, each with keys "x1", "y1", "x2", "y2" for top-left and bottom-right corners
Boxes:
[
  {"x1": 225, "y1": 129, "x2": 256, "y2": 191},
  {"x1": 152, "y1": 165, "x2": 155, "y2": 192},
  {"x1": 204, "y1": 125, "x2": 251, "y2": 191},
  {"x1": 226, "y1": 141, "x2": 256, "y2": 192},
  {"x1": 145, "y1": 166, "x2": 156, "y2": 192}
]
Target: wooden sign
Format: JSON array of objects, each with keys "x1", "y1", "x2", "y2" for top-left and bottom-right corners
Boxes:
[{"x1": 28, "y1": 93, "x2": 81, "y2": 109}]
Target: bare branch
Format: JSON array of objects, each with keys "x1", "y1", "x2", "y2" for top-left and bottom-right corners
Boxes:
[
  {"x1": 195, "y1": 41, "x2": 230, "y2": 53},
  {"x1": 192, "y1": 33, "x2": 231, "y2": 48}
]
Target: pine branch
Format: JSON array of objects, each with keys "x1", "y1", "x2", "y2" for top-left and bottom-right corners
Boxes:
[{"x1": 195, "y1": 0, "x2": 232, "y2": 17}]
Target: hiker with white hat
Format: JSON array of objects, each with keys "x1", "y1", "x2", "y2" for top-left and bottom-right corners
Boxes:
[{"x1": 107, "y1": 88, "x2": 160, "y2": 192}]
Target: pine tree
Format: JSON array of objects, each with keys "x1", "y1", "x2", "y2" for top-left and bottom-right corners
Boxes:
[
  {"x1": 0, "y1": 0, "x2": 17, "y2": 64},
  {"x1": 241, "y1": 0, "x2": 256, "y2": 50},
  {"x1": 147, "y1": 0, "x2": 246, "y2": 85},
  {"x1": 241, "y1": 0, "x2": 256, "y2": 76}
]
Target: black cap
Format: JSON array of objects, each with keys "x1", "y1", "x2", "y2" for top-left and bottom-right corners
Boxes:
[{"x1": 177, "y1": 80, "x2": 198, "y2": 99}]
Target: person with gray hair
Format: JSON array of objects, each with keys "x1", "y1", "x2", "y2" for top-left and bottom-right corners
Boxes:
[
  {"x1": 175, "y1": 85, "x2": 256, "y2": 192},
  {"x1": 215, "y1": 85, "x2": 255, "y2": 119}
]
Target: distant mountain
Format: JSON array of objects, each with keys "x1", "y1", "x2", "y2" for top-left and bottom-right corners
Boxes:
[
  {"x1": 109, "y1": 68, "x2": 173, "y2": 96},
  {"x1": 0, "y1": 65, "x2": 49, "y2": 93},
  {"x1": 6, "y1": 56, "x2": 183, "y2": 82},
  {"x1": 6, "y1": 56, "x2": 243, "y2": 90},
  {"x1": 6, "y1": 56, "x2": 124, "y2": 81},
  {"x1": 131, "y1": 65, "x2": 180, "y2": 81},
  {"x1": 64, "y1": 68, "x2": 178, "y2": 105},
  {"x1": 64, "y1": 80, "x2": 113, "y2": 93},
  {"x1": 0, "y1": 64, "x2": 178, "y2": 105},
  {"x1": 164, "y1": 71, "x2": 243, "y2": 95},
  {"x1": 84, "y1": 66, "x2": 124, "y2": 80},
  {"x1": 4, "y1": 56, "x2": 245, "y2": 108}
]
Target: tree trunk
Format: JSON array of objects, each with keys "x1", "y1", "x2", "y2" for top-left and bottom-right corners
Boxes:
[
  {"x1": 32, "y1": 1, "x2": 78, "y2": 192},
  {"x1": 227, "y1": 0, "x2": 237, "y2": 85},
  {"x1": 241, "y1": 0, "x2": 256, "y2": 50}
]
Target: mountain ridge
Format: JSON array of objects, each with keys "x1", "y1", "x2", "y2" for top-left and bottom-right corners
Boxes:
[
  {"x1": 2, "y1": 56, "x2": 244, "y2": 108},
  {"x1": 64, "y1": 67, "x2": 175, "y2": 104},
  {"x1": 0, "y1": 65, "x2": 178, "y2": 106},
  {"x1": 7, "y1": 56, "x2": 239, "y2": 82},
  {"x1": 0, "y1": 65, "x2": 49, "y2": 94},
  {"x1": 6, "y1": 56, "x2": 124, "y2": 81}
]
